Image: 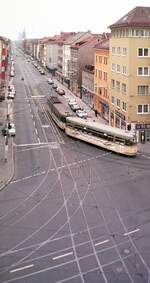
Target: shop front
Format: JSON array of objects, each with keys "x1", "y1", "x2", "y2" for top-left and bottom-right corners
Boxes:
[
  {"x1": 135, "y1": 123, "x2": 150, "y2": 143},
  {"x1": 99, "y1": 98, "x2": 109, "y2": 122}
]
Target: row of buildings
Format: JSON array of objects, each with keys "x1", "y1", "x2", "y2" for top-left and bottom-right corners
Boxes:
[
  {"x1": 0, "y1": 36, "x2": 10, "y2": 101},
  {"x1": 22, "y1": 6, "x2": 150, "y2": 143}
]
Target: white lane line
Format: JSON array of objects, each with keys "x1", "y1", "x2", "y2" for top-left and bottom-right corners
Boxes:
[
  {"x1": 52, "y1": 251, "x2": 73, "y2": 260},
  {"x1": 35, "y1": 128, "x2": 38, "y2": 135},
  {"x1": 94, "y1": 239, "x2": 110, "y2": 247},
  {"x1": 11, "y1": 171, "x2": 46, "y2": 184},
  {"x1": 123, "y1": 228, "x2": 140, "y2": 236},
  {"x1": 38, "y1": 137, "x2": 41, "y2": 143},
  {"x1": 10, "y1": 264, "x2": 34, "y2": 273}
]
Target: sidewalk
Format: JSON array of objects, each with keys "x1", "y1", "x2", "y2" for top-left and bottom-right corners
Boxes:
[{"x1": 0, "y1": 99, "x2": 14, "y2": 191}]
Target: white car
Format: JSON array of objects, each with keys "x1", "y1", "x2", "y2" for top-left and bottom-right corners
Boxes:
[
  {"x1": 47, "y1": 78, "x2": 54, "y2": 85},
  {"x1": 76, "y1": 110, "x2": 87, "y2": 118},
  {"x1": 7, "y1": 92, "x2": 15, "y2": 99},
  {"x1": 8, "y1": 122, "x2": 16, "y2": 136},
  {"x1": 2, "y1": 122, "x2": 16, "y2": 137}
]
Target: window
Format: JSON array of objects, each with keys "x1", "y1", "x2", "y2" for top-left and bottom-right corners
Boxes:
[
  {"x1": 116, "y1": 81, "x2": 120, "y2": 90},
  {"x1": 122, "y1": 102, "x2": 127, "y2": 111},
  {"x1": 94, "y1": 84, "x2": 97, "y2": 93},
  {"x1": 137, "y1": 104, "x2": 149, "y2": 114},
  {"x1": 95, "y1": 55, "x2": 98, "y2": 63},
  {"x1": 104, "y1": 57, "x2": 108, "y2": 64},
  {"x1": 99, "y1": 56, "x2": 102, "y2": 63},
  {"x1": 138, "y1": 48, "x2": 149, "y2": 57},
  {"x1": 117, "y1": 99, "x2": 120, "y2": 108},
  {"x1": 138, "y1": 85, "x2": 149, "y2": 95},
  {"x1": 98, "y1": 87, "x2": 102, "y2": 95},
  {"x1": 103, "y1": 72, "x2": 107, "y2": 80},
  {"x1": 122, "y1": 66, "x2": 127, "y2": 75},
  {"x1": 112, "y1": 47, "x2": 115, "y2": 54},
  {"x1": 98, "y1": 70, "x2": 102, "y2": 79},
  {"x1": 112, "y1": 63, "x2": 116, "y2": 72},
  {"x1": 122, "y1": 83, "x2": 127, "y2": 93},
  {"x1": 95, "y1": 69, "x2": 97, "y2": 77},
  {"x1": 117, "y1": 47, "x2": 121, "y2": 55},
  {"x1": 137, "y1": 67, "x2": 149, "y2": 76},
  {"x1": 117, "y1": 64, "x2": 121, "y2": 73},
  {"x1": 122, "y1": 48, "x2": 127, "y2": 56},
  {"x1": 111, "y1": 96, "x2": 115, "y2": 104},
  {"x1": 111, "y1": 79, "x2": 115, "y2": 88}
]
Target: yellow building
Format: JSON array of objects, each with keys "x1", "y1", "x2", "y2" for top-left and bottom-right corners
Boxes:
[
  {"x1": 108, "y1": 6, "x2": 150, "y2": 143},
  {"x1": 94, "y1": 39, "x2": 109, "y2": 122}
]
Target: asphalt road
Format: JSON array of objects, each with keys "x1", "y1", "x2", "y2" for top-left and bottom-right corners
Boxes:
[{"x1": 0, "y1": 48, "x2": 150, "y2": 283}]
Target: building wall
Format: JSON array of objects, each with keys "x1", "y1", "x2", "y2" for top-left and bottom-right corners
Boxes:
[
  {"x1": 109, "y1": 29, "x2": 150, "y2": 131},
  {"x1": 94, "y1": 47, "x2": 109, "y2": 121},
  {"x1": 46, "y1": 44, "x2": 58, "y2": 70}
]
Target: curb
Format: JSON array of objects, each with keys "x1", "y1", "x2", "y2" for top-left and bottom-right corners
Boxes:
[{"x1": 0, "y1": 139, "x2": 15, "y2": 191}]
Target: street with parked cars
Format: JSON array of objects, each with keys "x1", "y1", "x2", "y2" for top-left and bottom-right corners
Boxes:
[{"x1": 1, "y1": 48, "x2": 150, "y2": 283}]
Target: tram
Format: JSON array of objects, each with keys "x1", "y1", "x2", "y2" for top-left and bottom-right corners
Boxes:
[
  {"x1": 47, "y1": 97, "x2": 137, "y2": 156},
  {"x1": 65, "y1": 117, "x2": 137, "y2": 156}
]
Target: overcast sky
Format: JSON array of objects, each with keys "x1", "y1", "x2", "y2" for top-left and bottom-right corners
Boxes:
[{"x1": 0, "y1": 0, "x2": 150, "y2": 40}]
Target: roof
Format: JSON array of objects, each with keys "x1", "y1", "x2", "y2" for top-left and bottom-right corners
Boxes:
[
  {"x1": 66, "y1": 117, "x2": 135, "y2": 140},
  {"x1": 94, "y1": 39, "x2": 109, "y2": 50},
  {"x1": 64, "y1": 32, "x2": 91, "y2": 45},
  {"x1": 109, "y1": 6, "x2": 150, "y2": 29}
]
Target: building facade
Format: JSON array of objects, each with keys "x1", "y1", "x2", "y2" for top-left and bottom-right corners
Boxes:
[
  {"x1": 94, "y1": 39, "x2": 109, "y2": 122},
  {"x1": 108, "y1": 6, "x2": 150, "y2": 142}
]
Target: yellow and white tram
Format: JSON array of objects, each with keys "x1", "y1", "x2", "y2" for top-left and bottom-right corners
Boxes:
[{"x1": 65, "y1": 117, "x2": 137, "y2": 156}]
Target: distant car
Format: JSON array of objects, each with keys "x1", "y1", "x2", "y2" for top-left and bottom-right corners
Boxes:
[
  {"x1": 70, "y1": 104, "x2": 81, "y2": 112},
  {"x1": 57, "y1": 88, "x2": 65, "y2": 95},
  {"x1": 52, "y1": 84, "x2": 58, "y2": 89},
  {"x1": 2, "y1": 122, "x2": 16, "y2": 137},
  {"x1": 40, "y1": 69, "x2": 45, "y2": 75},
  {"x1": 68, "y1": 99, "x2": 77, "y2": 106},
  {"x1": 47, "y1": 78, "x2": 54, "y2": 85},
  {"x1": 76, "y1": 110, "x2": 87, "y2": 118},
  {"x1": 7, "y1": 92, "x2": 15, "y2": 99}
]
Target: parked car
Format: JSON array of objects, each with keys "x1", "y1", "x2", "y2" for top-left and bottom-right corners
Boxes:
[
  {"x1": 47, "y1": 78, "x2": 54, "y2": 85},
  {"x1": 76, "y1": 109, "x2": 87, "y2": 118},
  {"x1": 2, "y1": 122, "x2": 16, "y2": 137},
  {"x1": 7, "y1": 92, "x2": 15, "y2": 99},
  {"x1": 39, "y1": 69, "x2": 45, "y2": 75},
  {"x1": 57, "y1": 88, "x2": 65, "y2": 95},
  {"x1": 68, "y1": 99, "x2": 77, "y2": 106},
  {"x1": 70, "y1": 104, "x2": 81, "y2": 112},
  {"x1": 52, "y1": 84, "x2": 58, "y2": 89}
]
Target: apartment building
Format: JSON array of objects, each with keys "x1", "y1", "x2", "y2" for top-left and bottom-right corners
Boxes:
[
  {"x1": 94, "y1": 39, "x2": 109, "y2": 122},
  {"x1": 62, "y1": 31, "x2": 92, "y2": 88},
  {"x1": 82, "y1": 65, "x2": 94, "y2": 108},
  {"x1": 108, "y1": 6, "x2": 150, "y2": 142},
  {"x1": 0, "y1": 37, "x2": 10, "y2": 100},
  {"x1": 69, "y1": 36, "x2": 100, "y2": 94}
]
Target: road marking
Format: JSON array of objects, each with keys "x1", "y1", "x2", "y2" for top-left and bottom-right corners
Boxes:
[
  {"x1": 42, "y1": 125, "x2": 51, "y2": 128},
  {"x1": 52, "y1": 251, "x2": 73, "y2": 260},
  {"x1": 11, "y1": 171, "x2": 46, "y2": 183},
  {"x1": 123, "y1": 228, "x2": 140, "y2": 236},
  {"x1": 35, "y1": 128, "x2": 38, "y2": 135},
  {"x1": 14, "y1": 142, "x2": 48, "y2": 147},
  {"x1": 10, "y1": 264, "x2": 34, "y2": 273},
  {"x1": 94, "y1": 239, "x2": 110, "y2": 247}
]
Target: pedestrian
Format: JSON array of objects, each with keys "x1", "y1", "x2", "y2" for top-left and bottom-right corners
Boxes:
[{"x1": 95, "y1": 109, "x2": 98, "y2": 117}]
